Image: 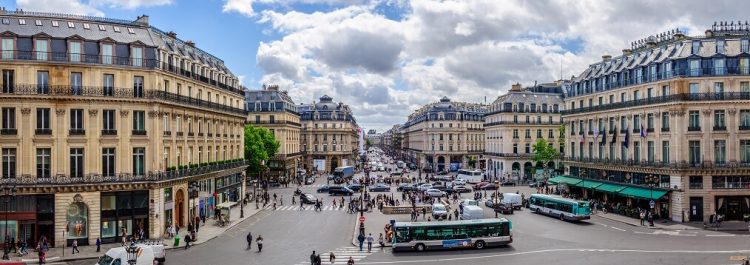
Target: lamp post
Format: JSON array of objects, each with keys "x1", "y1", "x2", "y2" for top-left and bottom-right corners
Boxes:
[
  {"x1": 125, "y1": 241, "x2": 138, "y2": 265},
  {"x1": 645, "y1": 174, "x2": 659, "y2": 226},
  {"x1": 240, "y1": 172, "x2": 246, "y2": 218},
  {"x1": 1, "y1": 185, "x2": 16, "y2": 261}
]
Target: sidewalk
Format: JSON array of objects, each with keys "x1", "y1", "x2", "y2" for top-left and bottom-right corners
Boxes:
[
  {"x1": 595, "y1": 212, "x2": 750, "y2": 232},
  {"x1": 351, "y1": 209, "x2": 412, "y2": 248},
  {"x1": 9, "y1": 203, "x2": 262, "y2": 264}
]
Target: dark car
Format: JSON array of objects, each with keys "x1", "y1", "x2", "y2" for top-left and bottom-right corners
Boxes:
[
  {"x1": 347, "y1": 184, "x2": 363, "y2": 192},
  {"x1": 501, "y1": 181, "x2": 517, "y2": 187},
  {"x1": 452, "y1": 185, "x2": 471, "y2": 193},
  {"x1": 472, "y1": 182, "x2": 490, "y2": 190},
  {"x1": 301, "y1": 193, "x2": 317, "y2": 204},
  {"x1": 485, "y1": 199, "x2": 514, "y2": 214},
  {"x1": 369, "y1": 183, "x2": 391, "y2": 192},
  {"x1": 397, "y1": 184, "x2": 417, "y2": 192},
  {"x1": 480, "y1": 183, "x2": 499, "y2": 190},
  {"x1": 329, "y1": 186, "x2": 354, "y2": 196},
  {"x1": 316, "y1": 185, "x2": 331, "y2": 193},
  {"x1": 433, "y1": 185, "x2": 452, "y2": 193}
]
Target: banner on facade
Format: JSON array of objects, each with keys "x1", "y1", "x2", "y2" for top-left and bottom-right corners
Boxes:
[
  {"x1": 313, "y1": 159, "x2": 326, "y2": 172},
  {"x1": 342, "y1": 159, "x2": 348, "y2": 167}
]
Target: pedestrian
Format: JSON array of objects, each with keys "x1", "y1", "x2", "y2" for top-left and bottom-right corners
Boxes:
[
  {"x1": 10, "y1": 237, "x2": 15, "y2": 253},
  {"x1": 310, "y1": 251, "x2": 317, "y2": 265},
  {"x1": 280, "y1": 195, "x2": 284, "y2": 206},
  {"x1": 184, "y1": 234, "x2": 191, "y2": 249},
  {"x1": 246, "y1": 232, "x2": 253, "y2": 250},
  {"x1": 71, "y1": 239, "x2": 79, "y2": 254},
  {"x1": 347, "y1": 256, "x2": 355, "y2": 265},
  {"x1": 639, "y1": 210, "x2": 646, "y2": 226},
  {"x1": 329, "y1": 251, "x2": 336, "y2": 264},
  {"x1": 357, "y1": 233, "x2": 365, "y2": 251},
  {"x1": 300, "y1": 198, "x2": 304, "y2": 211},
  {"x1": 194, "y1": 215, "x2": 201, "y2": 232},
  {"x1": 422, "y1": 207, "x2": 427, "y2": 220},
  {"x1": 378, "y1": 233, "x2": 384, "y2": 247},
  {"x1": 256, "y1": 235, "x2": 263, "y2": 252},
  {"x1": 292, "y1": 195, "x2": 296, "y2": 205},
  {"x1": 366, "y1": 233, "x2": 374, "y2": 252},
  {"x1": 96, "y1": 237, "x2": 101, "y2": 252}
]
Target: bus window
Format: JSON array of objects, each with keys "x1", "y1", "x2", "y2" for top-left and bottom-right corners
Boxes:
[
  {"x1": 560, "y1": 203, "x2": 573, "y2": 213},
  {"x1": 395, "y1": 229, "x2": 411, "y2": 243}
]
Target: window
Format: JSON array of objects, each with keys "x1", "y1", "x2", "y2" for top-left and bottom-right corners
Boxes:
[
  {"x1": 18, "y1": 19, "x2": 25, "y2": 25},
  {"x1": 741, "y1": 110, "x2": 750, "y2": 128},
  {"x1": 101, "y1": 44, "x2": 113, "y2": 64},
  {"x1": 69, "y1": 41, "x2": 81, "y2": 62},
  {"x1": 691, "y1": 40, "x2": 700, "y2": 54},
  {"x1": 70, "y1": 109, "x2": 84, "y2": 134},
  {"x1": 36, "y1": 108, "x2": 50, "y2": 134},
  {"x1": 741, "y1": 140, "x2": 750, "y2": 163},
  {"x1": 132, "y1": 47, "x2": 142, "y2": 67},
  {"x1": 37, "y1": 71, "x2": 49, "y2": 94},
  {"x1": 1, "y1": 148, "x2": 16, "y2": 178},
  {"x1": 128, "y1": 28, "x2": 135, "y2": 34},
  {"x1": 2, "y1": 70, "x2": 13, "y2": 93},
  {"x1": 35, "y1": 39, "x2": 48, "y2": 61},
  {"x1": 98, "y1": 24, "x2": 106, "y2": 31},
  {"x1": 113, "y1": 26, "x2": 120, "y2": 33},
  {"x1": 36, "y1": 148, "x2": 51, "y2": 178},
  {"x1": 1, "y1": 107, "x2": 15, "y2": 133},
  {"x1": 133, "y1": 148, "x2": 145, "y2": 176},
  {"x1": 133, "y1": 111, "x2": 145, "y2": 133},
  {"x1": 743, "y1": 39, "x2": 750, "y2": 53},
  {"x1": 163, "y1": 114, "x2": 170, "y2": 133},
  {"x1": 70, "y1": 72, "x2": 82, "y2": 95},
  {"x1": 661, "y1": 112, "x2": 670, "y2": 131},
  {"x1": 513, "y1": 129, "x2": 518, "y2": 139},
  {"x1": 70, "y1": 148, "x2": 84, "y2": 178},
  {"x1": 742, "y1": 59, "x2": 750, "y2": 75},
  {"x1": 714, "y1": 82, "x2": 724, "y2": 94},
  {"x1": 647, "y1": 113, "x2": 654, "y2": 130},
  {"x1": 102, "y1": 148, "x2": 116, "y2": 177},
  {"x1": 51, "y1": 21, "x2": 59, "y2": 27},
  {"x1": 102, "y1": 109, "x2": 116, "y2": 135},
  {"x1": 716, "y1": 40, "x2": 725, "y2": 54},
  {"x1": 103, "y1": 74, "x2": 114, "y2": 96},
  {"x1": 714, "y1": 140, "x2": 726, "y2": 165},
  {"x1": 689, "y1": 141, "x2": 701, "y2": 165},
  {"x1": 742, "y1": 82, "x2": 750, "y2": 94},
  {"x1": 689, "y1": 176, "x2": 703, "y2": 189},
  {"x1": 647, "y1": 141, "x2": 654, "y2": 162},
  {"x1": 525, "y1": 129, "x2": 530, "y2": 139},
  {"x1": 525, "y1": 143, "x2": 530, "y2": 154},
  {"x1": 536, "y1": 129, "x2": 542, "y2": 138},
  {"x1": 548, "y1": 129, "x2": 554, "y2": 138},
  {"x1": 688, "y1": 111, "x2": 700, "y2": 130},
  {"x1": 1, "y1": 38, "x2": 13, "y2": 59},
  {"x1": 689, "y1": 59, "x2": 700, "y2": 76},
  {"x1": 83, "y1": 23, "x2": 90, "y2": 30},
  {"x1": 133, "y1": 76, "x2": 143, "y2": 98},
  {"x1": 714, "y1": 110, "x2": 726, "y2": 130},
  {"x1": 633, "y1": 141, "x2": 640, "y2": 161},
  {"x1": 633, "y1": 115, "x2": 640, "y2": 132},
  {"x1": 0, "y1": 18, "x2": 7, "y2": 25},
  {"x1": 714, "y1": 58, "x2": 725, "y2": 75},
  {"x1": 67, "y1": 21, "x2": 75, "y2": 28},
  {"x1": 689, "y1": 82, "x2": 700, "y2": 94},
  {"x1": 661, "y1": 85, "x2": 670, "y2": 96},
  {"x1": 662, "y1": 141, "x2": 670, "y2": 163}
]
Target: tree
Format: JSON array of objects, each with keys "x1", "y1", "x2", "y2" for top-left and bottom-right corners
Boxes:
[
  {"x1": 532, "y1": 138, "x2": 558, "y2": 179},
  {"x1": 365, "y1": 138, "x2": 373, "y2": 147},
  {"x1": 467, "y1": 156, "x2": 477, "y2": 168},
  {"x1": 244, "y1": 125, "x2": 280, "y2": 174}
]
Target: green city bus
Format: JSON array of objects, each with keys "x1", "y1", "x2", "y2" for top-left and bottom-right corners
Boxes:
[
  {"x1": 528, "y1": 194, "x2": 591, "y2": 221},
  {"x1": 392, "y1": 218, "x2": 512, "y2": 252}
]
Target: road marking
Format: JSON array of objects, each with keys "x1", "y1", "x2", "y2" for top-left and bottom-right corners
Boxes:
[
  {"x1": 706, "y1": 234, "x2": 736, "y2": 237},
  {"x1": 355, "y1": 249, "x2": 750, "y2": 264},
  {"x1": 609, "y1": 226, "x2": 626, "y2": 231}
]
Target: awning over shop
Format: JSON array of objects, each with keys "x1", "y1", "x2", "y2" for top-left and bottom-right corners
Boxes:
[
  {"x1": 216, "y1": 201, "x2": 238, "y2": 209},
  {"x1": 548, "y1": 176, "x2": 582, "y2": 185},
  {"x1": 618, "y1": 187, "x2": 669, "y2": 200},
  {"x1": 573, "y1": 180, "x2": 604, "y2": 189},
  {"x1": 593, "y1": 183, "x2": 627, "y2": 193}
]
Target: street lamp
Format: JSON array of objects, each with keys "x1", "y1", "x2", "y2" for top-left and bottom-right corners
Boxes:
[
  {"x1": 1, "y1": 185, "x2": 16, "y2": 260},
  {"x1": 645, "y1": 174, "x2": 659, "y2": 226},
  {"x1": 125, "y1": 241, "x2": 138, "y2": 265},
  {"x1": 240, "y1": 172, "x2": 246, "y2": 218}
]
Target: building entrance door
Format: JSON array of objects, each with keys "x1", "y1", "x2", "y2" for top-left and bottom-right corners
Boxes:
[
  {"x1": 718, "y1": 196, "x2": 748, "y2": 221},
  {"x1": 176, "y1": 190, "x2": 185, "y2": 227},
  {"x1": 689, "y1": 197, "x2": 703, "y2": 222}
]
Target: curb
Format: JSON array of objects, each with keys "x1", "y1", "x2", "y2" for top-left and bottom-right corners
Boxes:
[
  {"x1": 165, "y1": 206, "x2": 264, "y2": 250},
  {"x1": 595, "y1": 214, "x2": 703, "y2": 231}
]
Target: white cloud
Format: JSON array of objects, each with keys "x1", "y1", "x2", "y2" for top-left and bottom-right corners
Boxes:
[
  {"x1": 222, "y1": 0, "x2": 257, "y2": 17},
  {"x1": 16, "y1": 0, "x2": 104, "y2": 16},
  {"x1": 89, "y1": 0, "x2": 172, "y2": 9},
  {"x1": 246, "y1": 0, "x2": 750, "y2": 131}
]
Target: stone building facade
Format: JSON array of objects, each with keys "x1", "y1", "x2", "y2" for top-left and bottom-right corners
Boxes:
[{"x1": 299, "y1": 95, "x2": 359, "y2": 173}]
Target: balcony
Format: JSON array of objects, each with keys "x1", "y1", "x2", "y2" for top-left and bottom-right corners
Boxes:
[
  {"x1": 689, "y1": 182, "x2": 703, "y2": 189},
  {"x1": 35, "y1": 128, "x2": 52, "y2": 135},
  {"x1": 198, "y1": 132, "x2": 204, "y2": 137},
  {"x1": 0, "y1": 159, "x2": 247, "y2": 186},
  {"x1": 132, "y1": 130, "x2": 147, "y2": 136},
  {"x1": 588, "y1": 131, "x2": 594, "y2": 135},
  {"x1": 687, "y1": 126, "x2": 701, "y2": 132},
  {"x1": 632, "y1": 128, "x2": 640, "y2": 133},
  {"x1": 176, "y1": 132, "x2": 184, "y2": 137},
  {"x1": 620, "y1": 129, "x2": 628, "y2": 133},
  {"x1": 661, "y1": 127, "x2": 670, "y2": 132},
  {"x1": 646, "y1": 128, "x2": 654, "y2": 133},
  {"x1": 164, "y1": 131, "x2": 172, "y2": 136},
  {"x1": 740, "y1": 125, "x2": 750, "y2": 130},
  {"x1": 713, "y1": 126, "x2": 727, "y2": 131},
  {"x1": 1, "y1": 128, "x2": 17, "y2": 135},
  {"x1": 188, "y1": 132, "x2": 194, "y2": 137},
  {"x1": 101, "y1": 129, "x2": 117, "y2": 136},
  {"x1": 563, "y1": 92, "x2": 750, "y2": 115},
  {"x1": 69, "y1": 129, "x2": 86, "y2": 135},
  {"x1": 208, "y1": 133, "x2": 213, "y2": 137},
  {"x1": 0, "y1": 85, "x2": 246, "y2": 116}
]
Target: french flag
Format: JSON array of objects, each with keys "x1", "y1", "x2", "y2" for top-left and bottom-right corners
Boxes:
[{"x1": 640, "y1": 123, "x2": 647, "y2": 138}]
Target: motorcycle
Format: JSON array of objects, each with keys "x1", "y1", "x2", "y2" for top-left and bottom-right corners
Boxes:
[{"x1": 294, "y1": 189, "x2": 302, "y2": 196}]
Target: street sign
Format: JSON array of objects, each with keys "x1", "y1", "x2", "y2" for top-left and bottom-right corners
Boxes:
[
  {"x1": 649, "y1": 200, "x2": 655, "y2": 209},
  {"x1": 360, "y1": 216, "x2": 366, "y2": 222}
]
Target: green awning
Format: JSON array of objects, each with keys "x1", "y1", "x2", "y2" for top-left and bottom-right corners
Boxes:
[
  {"x1": 547, "y1": 176, "x2": 582, "y2": 185},
  {"x1": 593, "y1": 183, "x2": 626, "y2": 193},
  {"x1": 574, "y1": 180, "x2": 603, "y2": 189},
  {"x1": 618, "y1": 187, "x2": 668, "y2": 200}
]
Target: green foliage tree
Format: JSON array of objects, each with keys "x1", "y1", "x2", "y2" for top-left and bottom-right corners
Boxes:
[
  {"x1": 467, "y1": 156, "x2": 477, "y2": 168},
  {"x1": 532, "y1": 138, "x2": 558, "y2": 177},
  {"x1": 365, "y1": 138, "x2": 373, "y2": 147},
  {"x1": 244, "y1": 125, "x2": 280, "y2": 174}
]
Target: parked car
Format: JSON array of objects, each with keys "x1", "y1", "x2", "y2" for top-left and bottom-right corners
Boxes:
[
  {"x1": 316, "y1": 185, "x2": 330, "y2": 193},
  {"x1": 433, "y1": 185, "x2": 452, "y2": 193},
  {"x1": 435, "y1": 175, "x2": 454, "y2": 181},
  {"x1": 418, "y1": 183, "x2": 433, "y2": 191},
  {"x1": 328, "y1": 186, "x2": 354, "y2": 196},
  {"x1": 485, "y1": 199, "x2": 514, "y2": 214},
  {"x1": 452, "y1": 185, "x2": 471, "y2": 193},
  {"x1": 397, "y1": 184, "x2": 417, "y2": 192},
  {"x1": 501, "y1": 181, "x2": 517, "y2": 187},
  {"x1": 347, "y1": 184, "x2": 363, "y2": 192},
  {"x1": 432, "y1": 203, "x2": 448, "y2": 220},
  {"x1": 425, "y1": 188, "x2": 446, "y2": 197},
  {"x1": 480, "y1": 183, "x2": 499, "y2": 190},
  {"x1": 528, "y1": 181, "x2": 544, "y2": 188},
  {"x1": 301, "y1": 193, "x2": 317, "y2": 204},
  {"x1": 452, "y1": 179, "x2": 467, "y2": 186},
  {"x1": 472, "y1": 182, "x2": 490, "y2": 190},
  {"x1": 369, "y1": 183, "x2": 391, "y2": 192}
]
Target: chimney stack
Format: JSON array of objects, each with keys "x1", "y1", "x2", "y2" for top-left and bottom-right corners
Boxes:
[
  {"x1": 602, "y1": 55, "x2": 612, "y2": 63},
  {"x1": 167, "y1": 31, "x2": 177, "y2": 38},
  {"x1": 622, "y1": 49, "x2": 632, "y2": 56},
  {"x1": 135, "y1": 15, "x2": 149, "y2": 26},
  {"x1": 185, "y1": 40, "x2": 195, "y2": 47},
  {"x1": 510, "y1": 83, "x2": 522, "y2": 91}
]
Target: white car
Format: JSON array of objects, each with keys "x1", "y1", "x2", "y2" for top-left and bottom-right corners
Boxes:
[
  {"x1": 425, "y1": 188, "x2": 446, "y2": 197},
  {"x1": 452, "y1": 179, "x2": 467, "y2": 186},
  {"x1": 418, "y1": 183, "x2": 433, "y2": 191}
]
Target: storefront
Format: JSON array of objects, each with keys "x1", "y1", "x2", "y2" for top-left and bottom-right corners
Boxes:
[
  {"x1": 100, "y1": 191, "x2": 149, "y2": 244},
  {"x1": 163, "y1": 187, "x2": 173, "y2": 228},
  {"x1": 0, "y1": 195, "x2": 52, "y2": 248},
  {"x1": 715, "y1": 196, "x2": 750, "y2": 221},
  {"x1": 215, "y1": 173, "x2": 242, "y2": 204},
  {"x1": 189, "y1": 179, "x2": 216, "y2": 219}
]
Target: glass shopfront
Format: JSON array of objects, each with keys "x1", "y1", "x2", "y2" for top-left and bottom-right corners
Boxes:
[
  {"x1": 215, "y1": 173, "x2": 242, "y2": 204},
  {"x1": 65, "y1": 201, "x2": 89, "y2": 246},
  {"x1": 100, "y1": 191, "x2": 149, "y2": 243}
]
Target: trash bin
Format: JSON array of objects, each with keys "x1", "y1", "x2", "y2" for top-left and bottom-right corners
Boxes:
[{"x1": 174, "y1": 234, "x2": 180, "y2": 247}]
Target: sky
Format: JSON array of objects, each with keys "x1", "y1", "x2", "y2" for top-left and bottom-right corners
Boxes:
[{"x1": 7, "y1": 0, "x2": 750, "y2": 132}]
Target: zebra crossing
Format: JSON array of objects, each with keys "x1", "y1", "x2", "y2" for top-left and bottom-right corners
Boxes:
[
  {"x1": 292, "y1": 245, "x2": 380, "y2": 265},
  {"x1": 261, "y1": 204, "x2": 350, "y2": 211}
]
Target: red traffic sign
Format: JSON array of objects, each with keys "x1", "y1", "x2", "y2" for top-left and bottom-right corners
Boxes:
[{"x1": 359, "y1": 216, "x2": 366, "y2": 222}]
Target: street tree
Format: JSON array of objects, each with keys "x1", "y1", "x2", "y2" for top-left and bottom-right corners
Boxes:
[
  {"x1": 244, "y1": 125, "x2": 280, "y2": 174},
  {"x1": 532, "y1": 138, "x2": 558, "y2": 179}
]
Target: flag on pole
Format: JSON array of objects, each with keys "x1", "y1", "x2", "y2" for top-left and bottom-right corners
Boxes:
[
  {"x1": 640, "y1": 123, "x2": 647, "y2": 138},
  {"x1": 594, "y1": 129, "x2": 599, "y2": 141},
  {"x1": 600, "y1": 130, "x2": 607, "y2": 146},
  {"x1": 580, "y1": 133, "x2": 585, "y2": 143},
  {"x1": 623, "y1": 126, "x2": 630, "y2": 149},
  {"x1": 610, "y1": 126, "x2": 617, "y2": 144}
]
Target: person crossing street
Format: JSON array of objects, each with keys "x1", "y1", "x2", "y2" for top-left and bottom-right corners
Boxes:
[
  {"x1": 246, "y1": 232, "x2": 253, "y2": 250},
  {"x1": 366, "y1": 233, "x2": 374, "y2": 252}
]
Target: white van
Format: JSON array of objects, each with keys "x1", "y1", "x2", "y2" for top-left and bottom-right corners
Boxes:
[
  {"x1": 502, "y1": 193, "x2": 523, "y2": 210},
  {"x1": 96, "y1": 243, "x2": 165, "y2": 265},
  {"x1": 461, "y1": 205, "x2": 484, "y2": 220}
]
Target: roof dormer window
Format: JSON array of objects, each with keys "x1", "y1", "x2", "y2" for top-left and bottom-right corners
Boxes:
[
  {"x1": 716, "y1": 40, "x2": 725, "y2": 54},
  {"x1": 691, "y1": 40, "x2": 700, "y2": 54},
  {"x1": 35, "y1": 20, "x2": 41, "y2": 26},
  {"x1": 83, "y1": 23, "x2": 90, "y2": 30},
  {"x1": 1, "y1": 18, "x2": 8, "y2": 25},
  {"x1": 98, "y1": 24, "x2": 106, "y2": 31},
  {"x1": 113, "y1": 26, "x2": 120, "y2": 32},
  {"x1": 67, "y1": 22, "x2": 74, "y2": 28},
  {"x1": 742, "y1": 39, "x2": 749, "y2": 53},
  {"x1": 18, "y1": 19, "x2": 26, "y2": 25},
  {"x1": 127, "y1": 28, "x2": 135, "y2": 34},
  {"x1": 51, "y1": 20, "x2": 58, "y2": 27}
]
